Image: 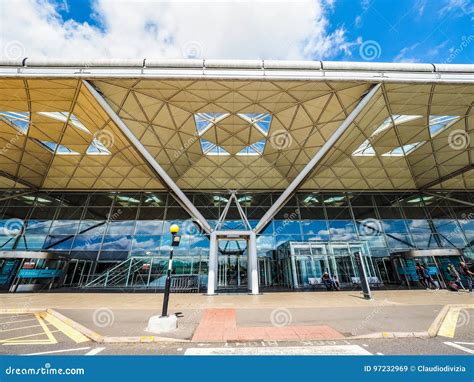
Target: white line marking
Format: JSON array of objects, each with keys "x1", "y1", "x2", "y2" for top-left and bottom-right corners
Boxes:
[
  {"x1": 24, "y1": 347, "x2": 91, "y2": 356},
  {"x1": 444, "y1": 342, "x2": 474, "y2": 354},
  {"x1": 185, "y1": 345, "x2": 372, "y2": 356},
  {"x1": 454, "y1": 342, "x2": 474, "y2": 346},
  {"x1": 376, "y1": 352, "x2": 384, "y2": 355},
  {"x1": 85, "y1": 347, "x2": 105, "y2": 356}
]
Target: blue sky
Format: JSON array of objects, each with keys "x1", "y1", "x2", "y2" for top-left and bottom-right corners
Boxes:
[{"x1": 0, "y1": 0, "x2": 472, "y2": 62}]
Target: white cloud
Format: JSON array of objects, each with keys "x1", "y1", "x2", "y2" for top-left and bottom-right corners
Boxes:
[
  {"x1": 0, "y1": 0, "x2": 353, "y2": 61},
  {"x1": 393, "y1": 43, "x2": 422, "y2": 63},
  {"x1": 439, "y1": 0, "x2": 474, "y2": 17}
]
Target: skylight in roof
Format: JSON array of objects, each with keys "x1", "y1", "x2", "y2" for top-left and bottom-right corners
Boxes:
[
  {"x1": 237, "y1": 113, "x2": 272, "y2": 136},
  {"x1": 32, "y1": 138, "x2": 79, "y2": 155},
  {"x1": 371, "y1": 114, "x2": 423, "y2": 136},
  {"x1": 382, "y1": 142, "x2": 424, "y2": 157},
  {"x1": 236, "y1": 139, "x2": 266, "y2": 156},
  {"x1": 194, "y1": 113, "x2": 229, "y2": 136},
  {"x1": 0, "y1": 111, "x2": 29, "y2": 133},
  {"x1": 352, "y1": 139, "x2": 376, "y2": 156},
  {"x1": 87, "y1": 139, "x2": 111, "y2": 156},
  {"x1": 429, "y1": 115, "x2": 460, "y2": 137},
  {"x1": 200, "y1": 139, "x2": 230, "y2": 156},
  {"x1": 38, "y1": 112, "x2": 91, "y2": 134}
]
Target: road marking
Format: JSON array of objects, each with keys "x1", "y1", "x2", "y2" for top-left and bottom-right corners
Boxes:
[
  {"x1": 185, "y1": 345, "x2": 372, "y2": 356},
  {"x1": 35, "y1": 313, "x2": 57, "y2": 344},
  {"x1": 453, "y1": 342, "x2": 474, "y2": 345},
  {"x1": 438, "y1": 308, "x2": 461, "y2": 338},
  {"x1": 85, "y1": 347, "x2": 105, "y2": 356},
  {"x1": 0, "y1": 317, "x2": 37, "y2": 326},
  {"x1": 376, "y1": 352, "x2": 384, "y2": 355},
  {"x1": 444, "y1": 341, "x2": 474, "y2": 354},
  {"x1": 0, "y1": 324, "x2": 41, "y2": 333},
  {"x1": 0, "y1": 329, "x2": 61, "y2": 344},
  {"x1": 40, "y1": 312, "x2": 90, "y2": 344},
  {"x1": 24, "y1": 347, "x2": 91, "y2": 356}
]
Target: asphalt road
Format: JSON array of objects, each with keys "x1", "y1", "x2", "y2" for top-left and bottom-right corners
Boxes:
[
  {"x1": 1, "y1": 336, "x2": 473, "y2": 356},
  {"x1": 0, "y1": 309, "x2": 471, "y2": 356}
]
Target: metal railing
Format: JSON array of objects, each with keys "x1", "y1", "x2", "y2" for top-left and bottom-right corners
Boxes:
[{"x1": 80, "y1": 257, "x2": 201, "y2": 292}]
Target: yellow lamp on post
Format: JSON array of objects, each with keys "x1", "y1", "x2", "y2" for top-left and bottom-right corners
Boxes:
[
  {"x1": 161, "y1": 224, "x2": 180, "y2": 317},
  {"x1": 170, "y1": 224, "x2": 180, "y2": 235}
]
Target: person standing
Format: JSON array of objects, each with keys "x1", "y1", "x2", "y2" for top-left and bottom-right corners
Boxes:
[{"x1": 459, "y1": 262, "x2": 473, "y2": 293}]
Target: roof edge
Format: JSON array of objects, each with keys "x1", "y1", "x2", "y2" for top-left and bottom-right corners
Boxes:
[{"x1": 0, "y1": 58, "x2": 473, "y2": 73}]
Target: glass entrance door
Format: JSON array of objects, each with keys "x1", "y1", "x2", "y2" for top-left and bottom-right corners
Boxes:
[{"x1": 217, "y1": 239, "x2": 248, "y2": 289}]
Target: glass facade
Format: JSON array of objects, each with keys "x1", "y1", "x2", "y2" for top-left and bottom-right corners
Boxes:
[{"x1": 0, "y1": 191, "x2": 473, "y2": 288}]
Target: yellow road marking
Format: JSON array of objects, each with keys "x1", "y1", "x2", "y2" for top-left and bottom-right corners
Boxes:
[
  {"x1": 0, "y1": 317, "x2": 37, "y2": 326},
  {"x1": 40, "y1": 312, "x2": 89, "y2": 344},
  {"x1": 0, "y1": 329, "x2": 61, "y2": 343},
  {"x1": 34, "y1": 313, "x2": 57, "y2": 344},
  {"x1": 0, "y1": 324, "x2": 41, "y2": 333},
  {"x1": 438, "y1": 307, "x2": 461, "y2": 338}
]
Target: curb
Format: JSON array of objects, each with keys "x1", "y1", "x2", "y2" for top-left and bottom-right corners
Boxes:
[
  {"x1": 46, "y1": 309, "x2": 104, "y2": 343},
  {"x1": 427, "y1": 304, "x2": 451, "y2": 337},
  {"x1": 348, "y1": 331, "x2": 430, "y2": 340},
  {"x1": 46, "y1": 309, "x2": 190, "y2": 344},
  {"x1": 0, "y1": 308, "x2": 44, "y2": 314}
]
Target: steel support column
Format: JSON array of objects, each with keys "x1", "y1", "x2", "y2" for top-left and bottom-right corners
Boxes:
[
  {"x1": 207, "y1": 231, "x2": 218, "y2": 295},
  {"x1": 84, "y1": 80, "x2": 212, "y2": 234},
  {"x1": 254, "y1": 83, "x2": 382, "y2": 234},
  {"x1": 248, "y1": 231, "x2": 259, "y2": 295}
]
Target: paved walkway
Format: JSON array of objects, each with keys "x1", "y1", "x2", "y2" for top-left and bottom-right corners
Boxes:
[
  {"x1": 1, "y1": 290, "x2": 471, "y2": 310},
  {"x1": 192, "y1": 308, "x2": 344, "y2": 342},
  {"x1": 1, "y1": 290, "x2": 472, "y2": 342}
]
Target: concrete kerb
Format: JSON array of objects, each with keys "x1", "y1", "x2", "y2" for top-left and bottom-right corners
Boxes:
[
  {"x1": 4, "y1": 303, "x2": 470, "y2": 344},
  {"x1": 46, "y1": 309, "x2": 190, "y2": 344},
  {"x1": 427, "y1": 304, "x2": 451, "y2": 337},
  {"x1": 350, "y1": 303, "x2": 473, "y2": 340},
  {"x1": 0, "y1": 308, "x2": 44, "y2": 314}
]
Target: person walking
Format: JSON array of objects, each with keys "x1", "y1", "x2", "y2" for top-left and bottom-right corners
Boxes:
[
  {"x1": 415, "y1": 263, "x2": 428, "y2": 289},
  {"x1": 459, "y1": 261, "x2": 473, "y2": 293},
  {"x1": 447, "y1": 263, "x2": 464, "y2": 290}
]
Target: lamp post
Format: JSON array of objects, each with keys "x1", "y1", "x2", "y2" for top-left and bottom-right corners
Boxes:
[{"x1": 161, "y1": 224, "x2": 180, "y2": 317}]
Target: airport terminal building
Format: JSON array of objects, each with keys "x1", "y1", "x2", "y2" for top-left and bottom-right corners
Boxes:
[{"x1": 0, "y1": 59, "x2": 473, "y2": 293}]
